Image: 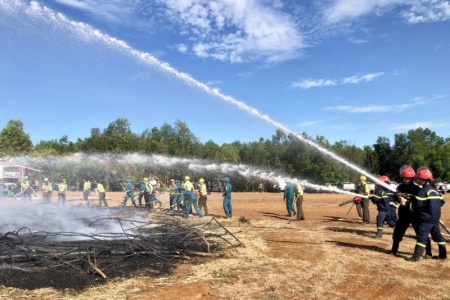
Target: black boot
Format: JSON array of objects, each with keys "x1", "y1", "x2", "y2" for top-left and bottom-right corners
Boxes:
[
  {"x1": 433, "y1": 243, "x2": 447, "y2": 260},
  {"x1": 424, "y1": 242, "x2": 433, "y2": 259},
  {"x1": 375, "y1": 229, "x2": 383, "y2": 239},
  {"x1": 406, "y1": 244, "x2": 425, "y2": 262},
  {"x1": 391, "y1": 240, "x2": 400, "y2": 256}
]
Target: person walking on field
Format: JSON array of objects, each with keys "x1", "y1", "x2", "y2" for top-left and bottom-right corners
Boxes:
[
  {"x1": 58, "y1": 179, "x2": 67, "y2": 204},
  {"x1": 222, "y1": 177, "x2": 232, "y2": 219},
  {"x1": 357, "y1": 175, "x2": 371, "y2": 224},
  {"x1": 96, "y1": 181, "x2": 108, "y2": 207},
  {"x1": 391, "y1": 165, "x2": 432, "y2": 257},
  {"x1": 370, "y1": 176, "x2": 397, "y2": 238},
  {"x1": 293, "y1": 178, "x2": 305, "y2": 221},
  {"x1": 283, "y1": 179, "x2": 295, "y2": 217},
  {"x1": 197, "y1": 178, "x2": 209, "y2": 216},
  {"x1": 123, "y1": 179, "x2": 136, "y2": 207},
  {"x1": 405, "y1": 167, "x2": 446, "y2": 261},
  {"x1": 41, "y1": 178, "x2": 53, "y2": 203},
  {"x1": 83, "y1": 179, "x2": 91, "y2": 206},
  {"x1": 21, "y1": 176, "x2": 32, "y2": 203},
  {"x1": 168, "y1": 179, "x2": 178, "y2": 211}
]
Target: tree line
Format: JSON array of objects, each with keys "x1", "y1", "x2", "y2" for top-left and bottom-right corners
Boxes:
[{"x1": 1, "y1": 118, "x2": 450, "y2": 190}]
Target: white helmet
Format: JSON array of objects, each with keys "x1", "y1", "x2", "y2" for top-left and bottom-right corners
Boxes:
[{"x1": 44, "y1": 178, "x2": 48, "y2": 182}]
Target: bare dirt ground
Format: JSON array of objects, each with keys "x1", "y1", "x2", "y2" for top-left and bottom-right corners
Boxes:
[{"x1": 1, "y1": 191, "x2": 450, "y2": 300}]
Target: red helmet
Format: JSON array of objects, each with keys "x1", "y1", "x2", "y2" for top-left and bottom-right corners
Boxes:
[
  {"x1": 416, "y1": 168, "x2": 433, "y2": 180},
  {"x1": 379, "y1": 175, "x2": 390, "y2": 183},
  {"x1": 399, "y1": 165, "x2": 415, "y2": 178}
]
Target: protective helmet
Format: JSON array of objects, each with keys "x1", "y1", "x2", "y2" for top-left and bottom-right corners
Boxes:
[
  {"x1": 199, "y1": 178, "x2": 205, "y2": 183},
  {"x1": 178, "y1": 186, "x2": 185, "y2": 192},
  {"x1": 63, "y1": 179, "x2": 66, "y2": 183},
  {"x1": 24, "y1": 176, "x2": 28, "y2": 180},
  {"x1": 184, "y1": 175, "x2": 190, "y2": 181},
  {"x1": 359, "y1": 175, "x2": 366, "y2": 181},
  {"x1": 170, "y1": 179, "x2": 174, "y2": 182},
  {"x1": 127, "y1": 179, "x2": 132, "y2": 183},
  {"x1": 293, "y1": 178, "x2": 298, "y2": 183},
  {"x1": 174, "y1": 179, "x2": 180, "y2": 184},
  {"x1": 223, "y1": 177, "x2": 230, "y2": 182},
  {"x1": 399, "y1": 165, "x2": 415, "y2": 178},
  {"x1": 143, "y1": 177, "x2": 148, "y2": 182},
  {"x1": 379, "y1": 175, "x2": 390, "y2": 183},
  {"x1": 44, "y1": 178, "x2": 48, "y2": 182},
  {"x1": 416, "y1": 167, "x2": 433, "y2": 180}
]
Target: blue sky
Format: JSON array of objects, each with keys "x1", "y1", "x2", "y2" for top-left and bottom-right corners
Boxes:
[{"x1": 1, "y1": 0, "x2": 449, "y2": 149}]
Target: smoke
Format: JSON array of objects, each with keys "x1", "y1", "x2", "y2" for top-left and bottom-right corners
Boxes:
[{"x1": 0, "y1": 201, "x2": 149, "y2": 241}]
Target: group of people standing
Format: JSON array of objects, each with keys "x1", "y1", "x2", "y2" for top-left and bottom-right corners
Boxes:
[
  {"x1": 357, "y1": 165, "x2": 446, "y2": 262},
  {"x1": 123, "y1": 175, "x2": 233, "y2": 219}
]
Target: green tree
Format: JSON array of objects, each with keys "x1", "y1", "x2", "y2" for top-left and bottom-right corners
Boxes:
[{"x1": 0, "y1": 119, "x2": 33, "y2": 155}]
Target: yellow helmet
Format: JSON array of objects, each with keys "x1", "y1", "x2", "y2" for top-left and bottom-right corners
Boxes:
[
  {"x1": 184, "y1": 175, "x2": 190, "y2": 181},
  {"x1": 359, "y1": 175, "x2": 366, "y2": 181},
  {"x1": 199, "y1": 178, "x2": 205, "y2": 183},
  {"x1": 143, "y1": 177, "x2": 148, "y2": 182}
]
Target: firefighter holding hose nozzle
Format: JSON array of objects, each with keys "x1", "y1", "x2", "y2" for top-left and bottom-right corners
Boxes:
[
  {"x1": 357, "y1": 175, "x2": 371, "y2": 224},
  {"x1": 405, "y1": 167, "x2": 446, "y2": 262},
  {"x1": 391, "y1": 165, "x2": 432, "y2": 257},
  {"x1": 370, "y1": 176, "x2": 397, "y2": 238}
]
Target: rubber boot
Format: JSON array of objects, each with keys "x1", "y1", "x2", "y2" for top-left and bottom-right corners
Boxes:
[
  {"x1": 390, "y1": 240, "x2": 400, "y2": 256},
  {"x1": 405, "y1": 244, "x2": 425, "y2": 262},
  {"x1": 433, "y1": 244, "x2": 447, "y2": 260},
  {"x1": 375, "y1": 229, "x2": 383, "y2": 239},
  {"x1": 424, "y1": 241, "x2": 433, "y2": 259}
]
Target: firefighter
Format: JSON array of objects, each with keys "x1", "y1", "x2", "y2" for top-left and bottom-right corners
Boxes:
[
  {"x1": 137, "y1": 178, "x2": 146, "y2": 207},
  {"x1": 168, "y1": 179, "x2": 178, "y2": 211},
  {"x1": 197, "y1": 178, "x2": 208, "y2": 215},
  {"x1": 83, "y1": 179, "x2": 91, "y2": 205},
  {"x1": 293, "y1": 178, "x2": 305, "y2": 221},
  {"x1": 21, "y1": 176, "x2": 32, "y2": 203},
  {"x1": 283, "y1": 179, "x2": 295, "y2": 217},
  {"x1": 41, "y1": 178, "x2": 53, "y2": 203},
  {"x1": 222, "y1": 177, "x2": 232, "y2": 219},
  {"x1": 150, "y1": 177, "x2": 162, "y2": 208},
  {"x1": 406, "y1": 167, "x2": 446, "y2": 261},
  {"x1": 123, "y1": 179, "x2": 136, "y2": 207},
  {"x1": 144, "y1": 177, "x2": 153, "y2": 209},
  {"x1": 183, "y1": 175, "x2": 194, "y2": 191},
  {"x1": 357, "y1": 175, "x2": 371, "y2": 224},
  {"x1": 370, "y1": 176, "x2": 397, "y2": 238},
  {"x1": 96, "y1": 181, "x2": 108, "y2": 207},
  {"x1": 391, "y1": 165, "x2": 432, "y2": 257},
  {"x1": 177, "y1": 186, "x2": 204, "y2": 218},
  {"x1": 58, "y1": 179, "x2": 67, "y2": 204}
]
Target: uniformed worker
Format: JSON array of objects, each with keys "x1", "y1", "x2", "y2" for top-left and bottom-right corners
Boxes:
[
  {"x1": 42, "y1": 178, "x2": 53, "y2": 203},
  {"x1": 58, "y1": 179, "x2": 67, "y2": 204},
  {"x1": 96, "y1": 181, "x2": 108, "y2": 207},
  {"x1": 197, "y1": 178, "x2": 209, "y2": 215},
  {"x1": 358, "y1": 175, "x2": 371, "y2": 224}
]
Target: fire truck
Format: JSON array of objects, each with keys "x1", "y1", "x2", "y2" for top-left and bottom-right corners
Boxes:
[{"x1": 0, "y1": 156, "x2": 41, "y2": 197}]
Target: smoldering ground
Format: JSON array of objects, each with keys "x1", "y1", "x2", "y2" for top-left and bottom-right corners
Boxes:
[{"x1": 0, "y1": 202, "x2": 239, "y2": 290}]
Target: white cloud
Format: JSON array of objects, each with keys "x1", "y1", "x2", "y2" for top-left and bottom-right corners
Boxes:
[
  {"x1": 342, "y1": 72, "x2": 384, "y2": 84},
  {"x1": 401, "y1": 0, "x2": 450, "y2": 23},
  {"x1": 54, "y1": 0, "x2": 129, "y2": 22},
  {"x1": 296, "y1": 121, "x2": 321, "y2": 127},
  {"x1": 158, "y1": 0, "x2": 305, "y2": 63},
  {"x1": 347, "y1": 37, "x2": 368, "y2": 44},
  {"x1": 321, "y1": 0, "x2": 450, "y2": 25},
  {"x1": 323, "y1": 99, "x2": 427, "y2": 113},
  {"x1": 321, "y1": 0, "x2": 408, "y2": 24},
  {"x1": 291, "y1": 72, "x2": 383, "y2": 89},
  {"x1": 176, "y1": 43, "x2": 188, "y2": 53},
  {"x1": 291, "y1": 78, "x2": 337, "y2": 89},
  {"x1": 389, "y1": 121, "x2": 449, "y2": 131}
]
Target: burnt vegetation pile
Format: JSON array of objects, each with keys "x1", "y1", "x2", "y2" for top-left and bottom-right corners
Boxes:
[{"x1": 0, "y1": 209, "x2": 242, "y2": 290}]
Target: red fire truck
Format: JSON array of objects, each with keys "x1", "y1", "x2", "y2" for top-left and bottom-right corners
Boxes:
[{"x1": 0, "y1": 156, "x2": 41, "y2": 197}]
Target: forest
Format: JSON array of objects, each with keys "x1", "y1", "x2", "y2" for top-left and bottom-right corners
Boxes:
[{"x1": 1, "y1": 118, "x2": 449, "y2": 192}]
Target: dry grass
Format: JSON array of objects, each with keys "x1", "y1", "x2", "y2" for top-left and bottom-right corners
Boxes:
[{"x1": 1, "y1": 192, "x2": 450, "y2": 300}]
